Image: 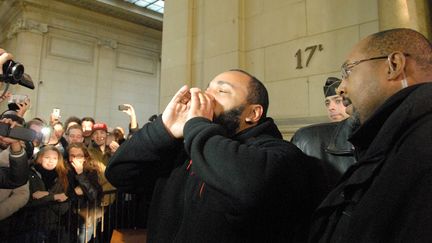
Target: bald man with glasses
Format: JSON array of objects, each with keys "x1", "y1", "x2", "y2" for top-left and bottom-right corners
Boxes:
[{"x1": 309, "y1": 28, "x2": 432, "y2": 243}]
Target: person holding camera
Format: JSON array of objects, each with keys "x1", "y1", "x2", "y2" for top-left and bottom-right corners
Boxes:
[
  {"x1": 0, "y1": 117, "x2": 29, "y2": 210},
  {"x1": 119, "y1": 103, "x2": 140, "y2": 138},
  {"x1": 0, "y1": 49, "x2": 29, "y2": 189},
  {"x1": 0, "y1": 114, "x2": 31, "y2": 241}
]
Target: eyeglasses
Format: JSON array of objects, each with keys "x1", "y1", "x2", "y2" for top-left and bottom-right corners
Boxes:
[
  {"x1": 341, "y1": 53, "x2": 411, "y2": 80},
  {"x1": 341, "y1": 55, "x2": 388, "y2": 80}
]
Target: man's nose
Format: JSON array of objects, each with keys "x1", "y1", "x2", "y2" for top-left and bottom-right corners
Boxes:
[{"x1": 329, "y1": 102, "x2": 337, "y2": 110}]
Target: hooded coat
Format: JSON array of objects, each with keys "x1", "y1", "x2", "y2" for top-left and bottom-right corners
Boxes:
[{"x1": 106, "y1": 116, "x2": 328, "y2": 243}]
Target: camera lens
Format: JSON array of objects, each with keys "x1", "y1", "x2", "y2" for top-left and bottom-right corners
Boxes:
[
  {"x1": 2, "y1": 60, "x2": 24, "y2": 83},
  {"x1": 11, "y1": 63, "x2": 24, "y2": 81}
]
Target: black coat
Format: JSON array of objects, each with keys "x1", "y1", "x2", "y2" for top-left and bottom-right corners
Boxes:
[
  {"x1": 310, "y1": 83, "x2": 432, "y2": 243},
  {"x1": 106, "y1": 116, "x2": 328, "y2": 243},
  {"x1": 0, "y1": 150, "x2": 29, "y2": 189},
  {"x1": 291, "y1": 118, "x2": 357, "y2": 187},
  {"x1": 18, "y1": 165, "x2": 73, "y2": 233}
]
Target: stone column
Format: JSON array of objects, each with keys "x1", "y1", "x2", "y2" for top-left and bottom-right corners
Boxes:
[
  {"x1": 378, "y1": 0, "x2": 432, "y2": 39},
  {"x1": 159, "y1": 0, "x2": 194, "y2": 110},
  {"x1": 160, "y1": 0, "x2": 244, "y2": 110}
]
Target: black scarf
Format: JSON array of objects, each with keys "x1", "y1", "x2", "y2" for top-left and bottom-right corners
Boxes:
[{"x1": 34, "y1": 163, "x2": 58, "y2": 190}]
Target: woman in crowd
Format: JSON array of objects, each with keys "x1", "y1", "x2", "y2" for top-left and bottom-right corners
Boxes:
[
  {"x1": 67, "y1": 142, "x2": 103, "y2": 243},
  {"x1": 23, "y1": 145, "x2": 72, "y2": 242}
]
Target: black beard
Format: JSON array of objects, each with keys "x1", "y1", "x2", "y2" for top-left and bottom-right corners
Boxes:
[{"x1": 213, "y1": 105, "x2": 245, "y2": 137}]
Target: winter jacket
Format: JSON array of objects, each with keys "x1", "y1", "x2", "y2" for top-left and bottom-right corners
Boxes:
[
  {"x1": 291, "y1": 118, "x2": 357, "y2": 187},
  {"x1": 310, "y1": 83, "x2": 432, "y2": 243},
  {"x1": 0, "y1": 148, "x2": 30, "y2": 221},
  {"x1": 16, "y1": 164, "x2": 73, "y2": 233},
  {"x1": 0, "y1": 149, "x2": 30, "y2": 220},
  {"x1": 106, "y1": 116, "x2": 329, "y2": 243},
  {"x1": 0, "y1": 149, "x2": 29, "y2": 189},
  {"x1": 0, "y1": 182, "x2": 29, "y2": 220},
  {"x1": 66, "y1": 162, "x2": 103, "y2": 205}
]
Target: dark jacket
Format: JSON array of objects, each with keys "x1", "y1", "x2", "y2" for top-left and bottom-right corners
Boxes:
[
  {"x1": 310, "y1": 83, "x2": 432, "y2": 243},
  {"x1": 106, "y1": 116, "x2": 328, "y2": 243},
  {"x1": 291, "y1": 118, "x2": 357, "y2": 187},
  {"x1": 65, "y1": 161, "x2": 103, "y2": 205},
  {"x1": 0, "y1": 150, "x2": 28, "y2": 189},
  {"x1": 18, "y1": 164, "x2": 73, "y2": 233}
]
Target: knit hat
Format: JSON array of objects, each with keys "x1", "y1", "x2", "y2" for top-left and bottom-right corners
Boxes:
[{"x1": 323, "y1": 77, "x2": 341, "y2": 97}]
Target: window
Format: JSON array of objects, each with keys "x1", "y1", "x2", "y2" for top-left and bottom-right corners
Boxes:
[{"x1": 124, "y1": 0, "x2": 164, "y2": 14}]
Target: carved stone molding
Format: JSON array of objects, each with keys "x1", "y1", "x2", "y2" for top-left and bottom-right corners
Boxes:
[
  {"x1": 97, "y1": 38, "x2": 118, "y2": 49},
  {"x1": 7, "y1": 18, "x2": 48, "y2": 39}
]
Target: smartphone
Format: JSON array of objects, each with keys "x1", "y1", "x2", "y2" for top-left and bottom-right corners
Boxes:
[
  {"x1": 7, "y1": 94, "x2": 28, "y2": 111},
  {"x1": 9, "y1": 94, "x2": 28, "y2": 104},
  {"x1": 118, "y1": 104, "x2": 128, "y2": 111},
  {"x1": 52, "y1": 108, "x2": 61, "y2": 119}
]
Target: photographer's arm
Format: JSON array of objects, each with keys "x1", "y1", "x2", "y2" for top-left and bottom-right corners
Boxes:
[
  {"x1": 0, "y1": 50, "x2": 13, "y2": 103},
  {"x1": 0, "y1": 49, "x2": 12, "y2": 81},
  {"x1": 0, "y1": 144, "x2": 28, "y2": 189},
  {"x1": 121, "y1": 104, "x2": 139, "y2": 137},
  {"x1": 0, "y1": 118, "x2": 29, "y2": 189}
]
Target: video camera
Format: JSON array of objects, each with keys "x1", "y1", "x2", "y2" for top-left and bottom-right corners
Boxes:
[
  {"x1": 0, "y1": 60, "x2": 37, "y2": 143},
  {"x1": 1, "y1": 60, "x2": 35, "y2": 90},
  {"x1": 0, "y1": 109, "x2": 36, "y2": 142},
  {"x1": 0, "y1": 122, "x2": 36, "y2": 142}
]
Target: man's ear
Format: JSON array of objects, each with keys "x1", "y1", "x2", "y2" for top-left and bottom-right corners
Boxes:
[
  {"x1": 245, "y1": 104, "x2": 264, "y2": 124},
  {"x1": 387, "y1": 52, "x2": 407, "y2": 80}
]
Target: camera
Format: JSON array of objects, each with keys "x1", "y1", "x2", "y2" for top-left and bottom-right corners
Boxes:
[
  {"x1": 118, "y1": 104, "x2": 129, "y2": 111},
  {"x1": 7, "y1": 94, "x2": 28, "y2": 111},
  {"x1": 0, "y1": 110, "x2": 36, "y2": 142},
  {"x1": 1, "y1": 60, "x2": 35, "y2": 89}
]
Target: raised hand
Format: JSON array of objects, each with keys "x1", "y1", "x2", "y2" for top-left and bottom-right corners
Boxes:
[
  {"x1": 0, "y1": 91, "x2": 12, "y2": 103},
  {"x1": 0, "y1": 118, "x2": 20, "y2": 144},
  {"x1": 16, "y1": 97, "x2": 31, "y2": 117},
  {"x1": 162, "y1": 85, "x2": 191, "y2": 138},
  {"x1": 120, "y1": 104, "x2": 134, "y2": 116},
  {"x1": 71, "y1": 157, "x2": 85, "y2": 175},
  {"x1": 0, "y1": 49, "x2": 13, "y2": 74},
  {"x1": 109, "y1": 140, "x2": 120, "y2": 153},
  {"x1": 187, "y1": 88, "x2": 215, "y2": 122}
]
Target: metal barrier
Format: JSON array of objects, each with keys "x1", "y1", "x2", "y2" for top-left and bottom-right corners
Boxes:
[{"x1": 0, "y1": 190, "x2": 148, "y2": 243}]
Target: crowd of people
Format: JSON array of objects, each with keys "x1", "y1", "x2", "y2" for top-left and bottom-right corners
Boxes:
[
  {"x1": 1, "y1": 27, "x2": 432, "y2": 243},
  {"x1": 0, "y1": 70, "x2": 140, "y2": 242}
]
